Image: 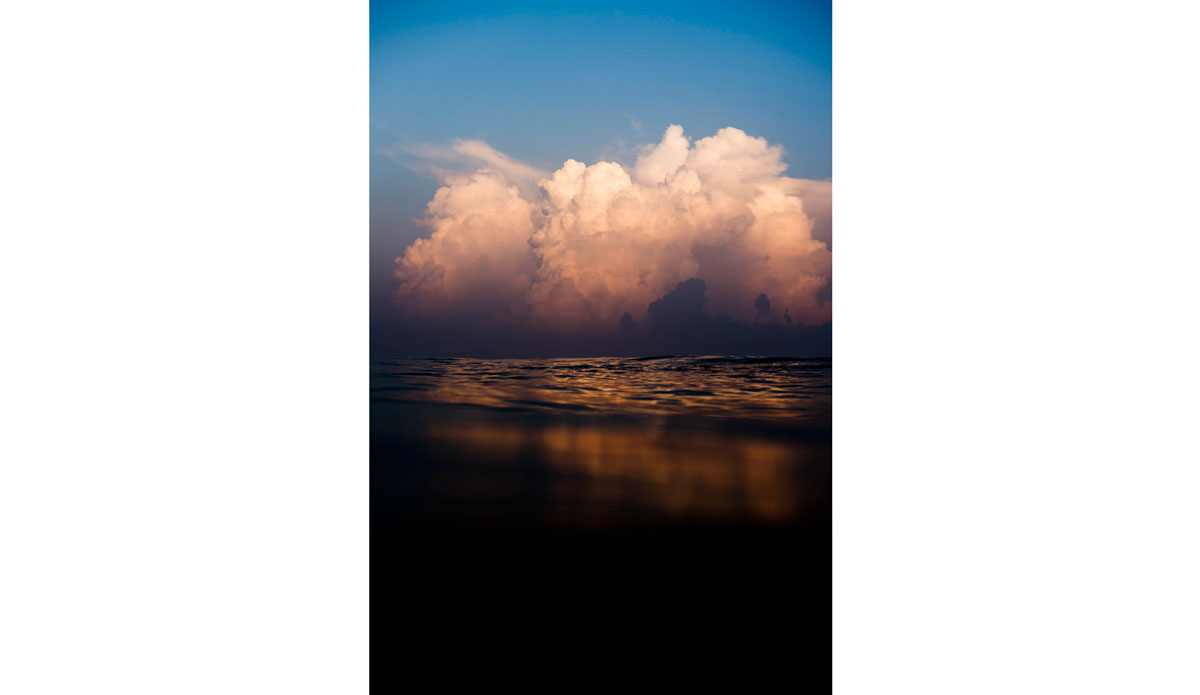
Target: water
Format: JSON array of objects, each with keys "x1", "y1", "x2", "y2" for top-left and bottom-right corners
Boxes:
[
  {"x1": 371, "y1": 355, "x2": 830, "y2": 419},
  {"x1": 371, "y1": 356, "x2": 831, "y2": 663},
  {"x1": 371, "y1": 356, "x2": 830, "y2": 529}
]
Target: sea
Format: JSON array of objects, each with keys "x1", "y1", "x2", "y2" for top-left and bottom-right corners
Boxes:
[
  {"x1": 370, "y1": 355, "x2": 831, "y2": 661},
  {"x1": 371, "y1": 355, "x2": 830, "y2": 530}
]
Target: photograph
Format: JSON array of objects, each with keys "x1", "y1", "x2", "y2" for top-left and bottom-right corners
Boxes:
[{"x1": 369, "y1": 0, "x2": 833, "y2": 664}]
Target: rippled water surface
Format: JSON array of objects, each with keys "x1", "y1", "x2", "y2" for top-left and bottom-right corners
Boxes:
[
  {"x1": 371, "y1": 355, "x2": 831, "y2": 423},
  {"x1": 371, "y1": 356, "x2": 830, "y2": 530}
]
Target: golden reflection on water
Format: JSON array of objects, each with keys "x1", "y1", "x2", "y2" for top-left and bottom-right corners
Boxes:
[
  {"x1": 421, "y1": 418, "x2": 812, "y2": 524},
  {"x1": 372, "y1": 357, "x2": 829, "y2": 527},
  {"x1": 372, "y1": 356, "x2": 831, "y2": 422}
]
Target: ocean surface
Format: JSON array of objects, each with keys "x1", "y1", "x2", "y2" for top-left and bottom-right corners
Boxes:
[{"x1": 371, "y1": 355, "x2": 830, "y2": 530}]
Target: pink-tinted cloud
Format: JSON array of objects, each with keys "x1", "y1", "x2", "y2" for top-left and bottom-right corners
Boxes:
[{"x1": 394, "y1": 125, "x2": 831, "y2": 339}]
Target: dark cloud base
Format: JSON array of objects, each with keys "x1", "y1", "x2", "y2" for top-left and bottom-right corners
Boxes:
[{"x1": 372, "y1": 278, "x2": 831, "y2": 358}]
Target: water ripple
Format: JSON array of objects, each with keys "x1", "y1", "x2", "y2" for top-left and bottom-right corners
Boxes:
[{"x1": 370, "y1": 355, "x2": 830, "y2": 423}]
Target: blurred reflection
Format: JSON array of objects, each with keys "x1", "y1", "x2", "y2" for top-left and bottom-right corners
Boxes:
[
  {"x1": 425, "y1": 419, "x2": 807, "y2": 522},
  {"x1": 371, "y1": 356, "x2": 830, "y2": 529}
]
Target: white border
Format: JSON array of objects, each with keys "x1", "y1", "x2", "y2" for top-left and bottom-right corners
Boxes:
[
  {"x1": 834, "y1": 0, "x2": 1200, "y2": 692},
  {"x1": 1, "y1": 1, "x2": 369, "y2": 692}
]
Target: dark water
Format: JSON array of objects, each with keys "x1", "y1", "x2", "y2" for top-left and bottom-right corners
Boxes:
[
  {"x1": 371, "y1": 355, "x2": 830, "y2": 529},
  {"x1": 371, "y1": 356, "x2": 831, "y2": 670}
]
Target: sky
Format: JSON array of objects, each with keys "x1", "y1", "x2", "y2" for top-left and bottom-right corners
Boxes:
[{"x1": 371, "y1": 1, "x2": 831, "y2": 357}]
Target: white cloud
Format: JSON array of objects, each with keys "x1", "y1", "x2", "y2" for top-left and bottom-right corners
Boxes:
[
  {"x1": 394, "y1": 125, "x2": 832, "y2": 333},
  {"x1": 386, "y1": 139, "x2": 548, "y2": 198}
]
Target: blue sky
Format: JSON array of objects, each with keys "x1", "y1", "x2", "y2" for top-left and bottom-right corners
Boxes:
[{"x1": 371, "y1": 1, "x2": 831, "y2": 350}]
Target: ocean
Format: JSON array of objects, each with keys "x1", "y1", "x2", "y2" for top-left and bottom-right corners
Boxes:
[
  {"x1": 371, "y1": 355, "x2": 830, "y2": 531},
  {"x1": 371, "y1": 355, "x2": 830, "y2": 657}
]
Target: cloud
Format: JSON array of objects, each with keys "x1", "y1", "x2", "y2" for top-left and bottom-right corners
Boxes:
[
  {"x1": 632, "y1": 124, "x2": 690, "y2": 186},
  {"x1": 386, "y1": 139, "x2": 548, "y2": 198},
  {"x1": 388, "y1": 125, "x2": 831, "y2": 356},
  {"x1": 647, "y1": 278, "x2": 709, "y2": 330},
  {"x1": 755, "y1": 293, "x2": 771, "y2": 319}
]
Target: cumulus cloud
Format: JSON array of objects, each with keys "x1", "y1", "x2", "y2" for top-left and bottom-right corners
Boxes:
[
  {"x1": 632, "y1": 124, "x2": 689, "y2": 185},
  {"x1": 390, "y1": 125, "x2": 831, "y2": 355}
]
